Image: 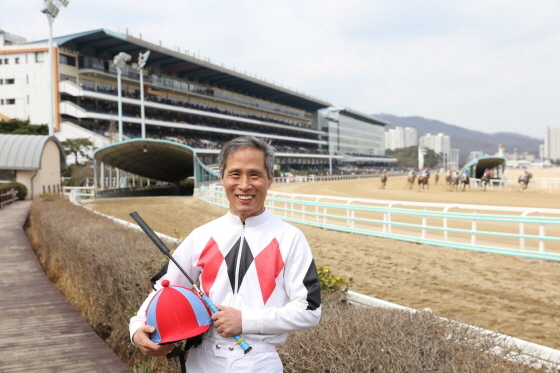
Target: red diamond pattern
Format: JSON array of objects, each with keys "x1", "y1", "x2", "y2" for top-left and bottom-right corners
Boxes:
[
  {"x1": 196, "y1": 238, "x2": 224, "y2": 295},
  {"x1": 254, "y1": 238, "x2": 284, "y2": 304}
]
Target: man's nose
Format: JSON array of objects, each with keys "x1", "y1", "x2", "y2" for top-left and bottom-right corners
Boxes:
[{"x1": 238, "y1": 175, "x2": 251, "y2": 190}]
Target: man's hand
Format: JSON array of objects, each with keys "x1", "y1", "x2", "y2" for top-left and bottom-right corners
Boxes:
[
  {"x1": 212, "y1": 305, "x2": 242, "y2": 337},
  {"x1": 132, "y1": 325, "x2": 175, "y2": 357}
]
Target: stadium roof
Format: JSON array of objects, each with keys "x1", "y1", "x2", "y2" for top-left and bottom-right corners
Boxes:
[
  {"x1": 325, "y1": 107, "x2": 389, "y2": 126},
  {"x1": 463, "y1": 156, "x2": 507, "y2": 178},
  {"x1": 0, "y1": 135, "x2": 67, "y2": 170},
  {"x1": 93, "y1": 139, "x2": 196, "y2": 183},
  {"x1": 35, "y1": 29, "x2": 331, "y2": 112}
]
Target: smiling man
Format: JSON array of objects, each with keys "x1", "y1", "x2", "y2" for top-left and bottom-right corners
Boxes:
[{"x1": 130, "y1": 136, "x2": 322, "y2": 373}]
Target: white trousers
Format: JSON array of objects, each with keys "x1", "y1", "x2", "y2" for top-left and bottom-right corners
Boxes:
[{"x1": 185, "y1": 338, "x2": 283, "y2": 373}]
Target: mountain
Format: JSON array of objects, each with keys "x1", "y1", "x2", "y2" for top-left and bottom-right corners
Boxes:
[{"x1": 373, "y1": 114, "x2": 543, "y2": 162}]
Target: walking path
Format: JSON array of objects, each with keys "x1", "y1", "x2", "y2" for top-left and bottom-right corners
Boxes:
[{"x1": 0, "y1": 201, "x2": 132, "y2": 373}]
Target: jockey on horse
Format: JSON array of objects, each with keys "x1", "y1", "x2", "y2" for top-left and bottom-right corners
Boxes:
[
  {"x1": 407, "y1": 168, "x2": 416, "y2": 189},
  {"x1": 480, "y1": 168, "x2": 491, "y2": 190},
  {"x1": 460, "y1": 168, "x2": 470, "y2": 191},
  {"x1": 418, "y1": 168, "x2": 430, "y2": 190},
  {"x1": 519, "y1": 169, "x2": 532, "y2": 190},
  {"x1": 380, "y1": 168, "x2": 388, "y2": 188}
]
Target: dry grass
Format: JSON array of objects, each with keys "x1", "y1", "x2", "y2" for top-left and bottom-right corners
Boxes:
[{"x1": 25, "y1": 195, "x2": 559, "y2": 372}]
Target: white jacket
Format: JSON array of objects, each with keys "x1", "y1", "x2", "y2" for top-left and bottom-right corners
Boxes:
[{"x1": 130, "y1": 209, "x2": 322, "y2": 345}]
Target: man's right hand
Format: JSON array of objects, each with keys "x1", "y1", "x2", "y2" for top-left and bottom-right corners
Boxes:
[{"x1": 132, "y1": 325, "x2": 176, "y2": 357}]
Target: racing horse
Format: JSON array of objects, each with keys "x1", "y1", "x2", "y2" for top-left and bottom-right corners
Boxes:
[
  {"x1": 406, "y1": 174, "x2": 416, "y2": 189},
  {"x1": 460, "y1": 175, "x2": 470, "y2": 191},
  {"x1": 518, "y1": 172, "x2": 532, "y2": 191},
  {"x1": 380, "y1": 173, "x2": 388, "y2": 189},
  {"x1": 434, "y1": 173, "x2": 439, "y2": 185},
  {"x1": 480, "y1": 173, "x2": 490, "y2": 191},
  {"x1": 418, "y1": 175, "x2": 429, "y2": 191}
]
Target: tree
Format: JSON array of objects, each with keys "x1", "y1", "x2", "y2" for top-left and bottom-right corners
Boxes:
[
  {"x1": 386, "y1": 146, "x2": 440, "y2": 168},
  {"x1": 0, "y1": 119, "x2": 48, "y2": 135},
  {"x1": 61, "y1": 138, "x2": 93, "y2": 165}
]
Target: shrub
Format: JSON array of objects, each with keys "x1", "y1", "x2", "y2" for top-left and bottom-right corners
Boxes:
[
  {"x1": 25, "y1": 196, "x2": 558, "y2": 373},
  {"x1": 0, "y1": 181, "x2": 27, "y2": 200},
  {"x1": 317, "y1": 266, "x2": 353, "y2": 294}
]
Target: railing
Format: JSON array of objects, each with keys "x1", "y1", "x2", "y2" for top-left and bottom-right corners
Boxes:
[
  {"x1": 470, "y1": 177, "x2": 560, "y2": 191},
  {"x1": 63, "y1": 186, "x2": 95, "y2": 203},
  {"x1": 198, "y1": 185, "x2": 560, "y2": 261},
  {"x1": 0, "y1": 187, "x2": 19, "y2": 209}
]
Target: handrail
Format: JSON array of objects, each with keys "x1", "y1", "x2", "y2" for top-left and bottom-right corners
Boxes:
[{"x1": 198, "y1": 185, "x2": 560, "y2": 261}]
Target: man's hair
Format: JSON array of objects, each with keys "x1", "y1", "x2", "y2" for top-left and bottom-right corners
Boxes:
[{"x1": 218, "y1": 136, "x2": 275, "y2": 178}]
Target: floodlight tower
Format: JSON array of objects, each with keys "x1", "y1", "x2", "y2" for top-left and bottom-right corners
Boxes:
[
  {"x1": 113, "y1": 52, "x2": 132, "y2": 142},
  {"x1": 42, "y1": 0, "x2": 69, "y2": 137},
  {"x1": 132, "y1": 50, "x2": 150, "y2": 138}
]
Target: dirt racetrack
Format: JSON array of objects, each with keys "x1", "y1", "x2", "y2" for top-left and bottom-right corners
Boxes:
[{"x1": 84, "y1": 167, "x2": 560, "y2": 350}]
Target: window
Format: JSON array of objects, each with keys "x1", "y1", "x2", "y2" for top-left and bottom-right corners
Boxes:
[
  {"x1": 4, "y1": 58, "x2": 8, "y2": 64},
  {"x1": 59, "y1": 54, "x2": 76, "y2": 67},
  {"x1": 15, "y1": 58, "x2": 19, "y2": 64},
  {"x1": 0, "y1": 99, "x2": 3, "y2": 105},
  {"x1": 0, "y1": 79, "x2": 3, "y2": 84},
  {"x1": 6, "y1": 99, "x2": 16, "y2": 105},
  {"x1": 35, "y1": 52, "x2": 45, "y2": 63},
  {"x1": 60, "y1": 74, "x2": 77, "y2": 84},
  {"x1": 5, "y1": 79, "x2": 14, "y2": 84},
  {"x1": 0, "y1": 59, "x2": 2, "y2": 65}
]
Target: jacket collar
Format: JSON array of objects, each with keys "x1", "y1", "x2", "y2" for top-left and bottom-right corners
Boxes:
[{"x1": 226, "y1": 208, "x2": 271, "y2": 227}]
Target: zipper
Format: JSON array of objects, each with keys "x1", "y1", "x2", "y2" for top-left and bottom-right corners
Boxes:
[{"x1": 233, "y1": 222, "x2": 245, "y2": 294}]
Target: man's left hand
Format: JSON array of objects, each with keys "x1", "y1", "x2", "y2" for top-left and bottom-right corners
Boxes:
[{"x1": 212, "y1": 304, "x2": 242, "y2": 337}]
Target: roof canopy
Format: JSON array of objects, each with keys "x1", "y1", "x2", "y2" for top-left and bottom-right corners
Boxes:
[
  {"x1": 0, "y1": 135, "x2": 67, "y2": 170},
  {"x1": 39, "y1": 29, "x2": 331, "y2": 112},
  {"x1": 93, "y1": 139, "x2": 196, "y2": 183},
  {"x1": 463, "y1": 156, "x2": 507, "y2": 178}
]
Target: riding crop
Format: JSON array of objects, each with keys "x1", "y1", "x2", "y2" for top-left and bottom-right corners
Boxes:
[{"x1": 129, "y1": 211, "x2": 252, "y2": 354}]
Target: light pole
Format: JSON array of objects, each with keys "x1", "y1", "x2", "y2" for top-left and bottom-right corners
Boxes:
[
  {"x1": 113, "y1": 52, "x2": 132, "y2": 142},
  {"x1": 132, "y1": 50, "x2": 150, "y2": 138},
  {"x1": 42, "y1": 0, "x2": 69, "y2": 137}
]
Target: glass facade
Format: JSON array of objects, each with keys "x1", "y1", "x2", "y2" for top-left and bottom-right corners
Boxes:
[{"x1": 319, "y1": 109, "x2": 386, "y2": 156}]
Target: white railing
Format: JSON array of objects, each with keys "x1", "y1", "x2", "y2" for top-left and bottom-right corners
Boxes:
[
  {"x1": 199, "y1": 185, "x2": 560, "y2": 261},
  {"x1": 470, "y1": 177, "x2": 560, "y2": 191},
  {"x1": 63, "y1": 186, "x2": 95, "y2": 203}
]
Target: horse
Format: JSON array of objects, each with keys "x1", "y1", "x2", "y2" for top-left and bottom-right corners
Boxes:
[
  {"x1": 406, "y1": 174, "x2": 416, "y2": 189},
  {"x1": 460, "y1": 175, "x2": 470, "y2": 191},
  {"x1": 480, "y1": 174, "x2": 490, "y2": 191},
  {"x1": 418, "y1": 175, "x2": 429, "y2": 191},
  {"x1": 518, "y1": 173, "x2": 532, "y2": 191},
  {"x1": 434, "y1": 173, "x2": 439, "y2": 185},
  {"x1": 380, "y1": 174, "x2": 388, "y2": 189}
]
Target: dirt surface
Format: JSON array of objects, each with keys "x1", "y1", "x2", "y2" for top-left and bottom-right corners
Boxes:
[{"x1": 84, "y1": 167, "x2": 560, "y2": 350}]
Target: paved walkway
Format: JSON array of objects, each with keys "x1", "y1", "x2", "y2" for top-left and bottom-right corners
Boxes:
[{"x1": 0, "y1": 201, "x2": 132, "y2": 373}]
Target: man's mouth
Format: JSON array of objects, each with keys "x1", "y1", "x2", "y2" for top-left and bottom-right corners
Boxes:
[{"x1": 237, "y1": 195, "x2": 254, "y2": 200}]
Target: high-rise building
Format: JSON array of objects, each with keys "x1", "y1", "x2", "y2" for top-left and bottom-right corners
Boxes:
[
  {"x1": 418, "y1": 133, "x2": 451, "y2": 155},
  {"x1": 385, "y1": 126, "x2": 417, "y2": 150},
  {"x1": 544, "y1": 126, "x2": 560, "y2": 162}
]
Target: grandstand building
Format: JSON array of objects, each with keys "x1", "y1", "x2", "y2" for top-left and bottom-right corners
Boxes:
[{"x1": 0, "y1": 28, "x2": 395, "y2": 179}]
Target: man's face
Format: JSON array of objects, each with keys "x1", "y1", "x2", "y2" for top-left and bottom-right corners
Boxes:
[{"x1": 221, "y1": 147, "x2": 273, "y2": 222}]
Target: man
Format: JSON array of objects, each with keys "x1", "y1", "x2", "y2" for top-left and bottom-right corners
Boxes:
[
  {"x1": 421, "y1": 168, "x2": 429, "y2": 178},
  {"x1": 130, "y1": 136, "x2": 321, "y2": 372},
  {"x1": 521, "y1": 169, "x2": 531, "y2": 180}
]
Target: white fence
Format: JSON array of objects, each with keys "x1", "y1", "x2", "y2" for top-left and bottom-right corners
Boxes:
[
  {"x1": 470, "y1": 177, "x2": 560, "y2": 191},
  {"x1": 63, "y1": 186, "x2": 95, "y2": 203},
  {"x1": 199, "y1": 185, "x2": 560, "y2": 261}
]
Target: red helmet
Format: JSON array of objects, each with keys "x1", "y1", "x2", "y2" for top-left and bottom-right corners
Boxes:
[{"x1": 146, "y1": 280, "x2": 212, "y2": 344}]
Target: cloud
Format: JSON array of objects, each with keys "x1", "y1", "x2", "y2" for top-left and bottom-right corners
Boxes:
[{"x1": 2, "y1": 0, "x2": 560, "y2": 138}]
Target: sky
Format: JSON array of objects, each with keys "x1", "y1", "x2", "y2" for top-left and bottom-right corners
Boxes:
[{"x1": 2, "y1": 1, "x2": 560, "y2": 139}]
